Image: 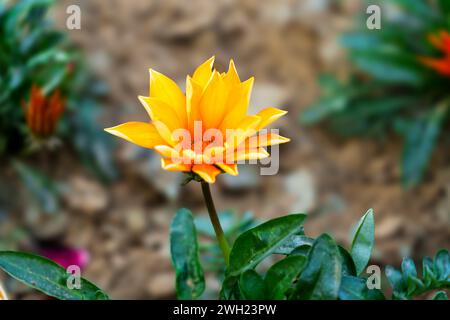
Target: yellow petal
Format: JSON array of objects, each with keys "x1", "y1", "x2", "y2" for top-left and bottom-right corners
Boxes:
[
  {"x1": 154, "y1": 145, "x2": 182, "y2": 159},
  {"x1": 161, "y1": 158, "x2": 192, "y2": 172},
  {"x1": 222, "y1": 59, "x2": 240, "y2": 87},
  {"x1": 104, "y1": 122, "x2": 165, "y2": 149},
  {"x1": 216, "y1": 163, "x2": 239, "y2": 176},
  {"x1": 186, "y1": 75, "x2": 203, "y2": 133},
  {"x1": 193, "y1": 164, "x2": 222, "y2": 183},
  {"x1": 255, "y1": 107, "x2": 288, "y2": 130},
  {"x1": 244, "y1": 133, "x2": 290, "y2": 148},
  {"x1": 225, "y1": 115, "x2": 261, "y2": 150},
  {"x1": 199, "y1": 71, "x2": 229, "y2": 129},
  {"x1": 202, "y1": 146, "x2": 226, "y2": 164},
  {"x1": 149, "y1": 69, "x2": 186, "y2": 126},
  {"x1": 138, "y1": 96, "x2": 182, "y2": 131},
  {"x1": 192, "y1": 56, "x2": 215, "y2": 90},
  {"x1": 233, "y1": 147, "x2": 270, "y2": 161},
  {"x1": 219, "y1": 77, "x2": 254, "y2": 132},
  {"x1": 153, "y1": 120, "x2": 177, "y2": 147}
]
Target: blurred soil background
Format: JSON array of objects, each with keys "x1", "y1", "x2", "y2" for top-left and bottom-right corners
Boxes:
[{"x1": 2, "y1": 0, "x2": 449, "y2": 299}]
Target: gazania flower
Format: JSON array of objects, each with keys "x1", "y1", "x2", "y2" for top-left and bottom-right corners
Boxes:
[
  {"x1": 418, "y1": 30, "x2": 450, "y2": 76},
  {"x1": 105, "y1": 57, "x2": 290, "y2": 183},
  {"x1": 22, "y1": 85, "x2": 65, "y2": 138}
]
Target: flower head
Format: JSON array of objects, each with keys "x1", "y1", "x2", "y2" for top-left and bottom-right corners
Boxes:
[
  {"x1": 418, "y1": 30, "x2": 450, "y2": 76},
  {"x1": 105, "y1": 57, "x2": 290, "y2": 183},
  {"x1": 23, "y1": 85, "x2": 65, "y2": 138}
]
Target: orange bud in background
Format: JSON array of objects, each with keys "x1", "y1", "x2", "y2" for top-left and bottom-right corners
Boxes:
[
  {"x1": 22, "y1": 85, "x2": 65, "y2": 138},
  {"x1": 418, "y1": 30, "x2": 450, "y2": 76}
]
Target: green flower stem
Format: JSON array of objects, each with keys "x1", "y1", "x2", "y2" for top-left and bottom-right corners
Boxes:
[{"x1": 201, "y1": 181, "x2": 231, "y2": 266}]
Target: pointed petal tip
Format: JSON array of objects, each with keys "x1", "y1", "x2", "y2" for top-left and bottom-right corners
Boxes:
[
  {"x1": 104, "y1": 126, "x2": 116, "y2": 134},
  {"x1": 149, "y1": 68, "x2": 163, "y2": 77}
]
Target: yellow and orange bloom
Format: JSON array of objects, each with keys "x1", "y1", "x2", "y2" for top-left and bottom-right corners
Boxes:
[
  {"x1": 105, "y1": 57, "x2": 290, "y2": 183},
  {"x1": 23, "y1": 86, "x2": 65, "y2": 138},
  {"x1": 419, "y1": 30, "x2": 450, "y2": 76}
]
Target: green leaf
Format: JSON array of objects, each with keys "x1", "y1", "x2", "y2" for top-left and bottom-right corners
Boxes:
[
  {"x1": 351, "y1": 51, "x2": 424, "y2": 85},
  {"x1": 438, "y1": 0, "x2": 450, "y2": 14},
  {"x1": 386, "y1": 249, "x2": 450, "y2": 299},
  {"x1": 431, "y1": 291, "x2": 448, "y2": 300},
  {"x1": 350, "y1": 209, "x2": 375, "y2": 275},
  {"x1": 239, "y1": 270, "x2": 265, "y2": 300},
  {"x1": 385, "y1": 266, "x2": 407, "y2": 299},
  {"x1": 401, "y1": 257, "x2": 417, "y2": 280},
  {"x1": 289, "y1": 245, "x2": 312, "y2": 258},
  {"x1": 264, "y1": 255, "x2": 307, "y2": 300},
  {"x1": 289, "y1": 234, "x2": 342, "y2": 300},
  {"x1": 339, "y1": 246, "x2": 357, "y2": 277},
  {"x1": 400, "y1": 257, "x2": 424, "y2": 297},
  {"x1": 434, "y1": 249, "x2": 450, "y2": 282},
  {"x1": 228, "y1": 214, "x2": 306, "y2": 276},
  {"x1": 341, "y1": 32, "x2": 385, "y2": 51},
  {"x1": 70, "y1": 100, "x2": 118, "y2": 182},
  {"x1": 422, "y1": 257, "x2": 436, "y2": 287},
  {"x1": 399, "y1": 103, "x2": 449, "y2": 187},
  {"x1": 273, "y1": 235, "x2": 313, "y2": 255},
  {"x1": 13, "y1": 161, "x2": 61, "y2": 214},
  {"x1": 0, "y1": 251, "x2": 108, "y2": 300},
  {"x1": 339, "y1": 275, "x2": 385, "y2": 300},
  {"x1": 170, "y1": 208, "x2": 205, "y2": 300},
  {"x1": 220, "y1": 276, "x2": 241, "y2": 300},
  {"x1": 391, "y1": 0, "x2": 438, "y2": 19}
]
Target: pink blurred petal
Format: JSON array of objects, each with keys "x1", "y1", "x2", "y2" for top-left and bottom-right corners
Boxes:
[{"x1": 40, "y1": 247, "x2": 90, "y2": 270}]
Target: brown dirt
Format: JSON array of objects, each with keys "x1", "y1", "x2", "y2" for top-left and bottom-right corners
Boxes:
[{"x1": 4, "y1": 0, "x2": 448, "y2": 299}]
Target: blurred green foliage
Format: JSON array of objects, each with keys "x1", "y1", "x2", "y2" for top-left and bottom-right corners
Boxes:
[
  {"x1": 0, "y1": 0, "x2": 116, "y2": 181},
  {"x1": 171, "y1": 208, "x2": 450, "y2": 300},
  {"x1": 302, "y1": 0, "x2": 450, "y2": 187},
  {"x1": 0, "y1": 0, "x2": 117, "y2": 216}
]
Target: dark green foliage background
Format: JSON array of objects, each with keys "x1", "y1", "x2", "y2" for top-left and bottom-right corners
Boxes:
[{"x1": 302, "y1": 0, "x2": 450, "y2": 187}]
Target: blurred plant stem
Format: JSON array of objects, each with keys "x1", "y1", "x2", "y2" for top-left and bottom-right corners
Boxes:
[{"x1": 200, "y1": 181, "x2": 230, "y2": 266}]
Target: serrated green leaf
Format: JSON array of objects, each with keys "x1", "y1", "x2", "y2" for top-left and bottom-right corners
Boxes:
[
  {"x1": 289, "y1": 234, "x2": 342, "y2": 300},
  {"x1": 385, "y1": 265, "x2": 407, "y2": 300},
  {"x1": 228, "y1": 214, "x2": 306, "y2": 276},
  {"x1": 170, "y1": 208, "x2": 205, "y2": 300},
  {"x1": 0, "y1": 251, "x2": 108, "y2": 300},
  {"x1": 350, "y1": 209, "x2": 375, "y2": 275},
  {"x1": 401, "y1": 257, "x2": 417, "y2": 280},
  {"x1": 434, "y1": 249, "x2": 450, "y2": 282},
  {"x1": 264, "y1": 255, "x2": 307, "y2": 300}
]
